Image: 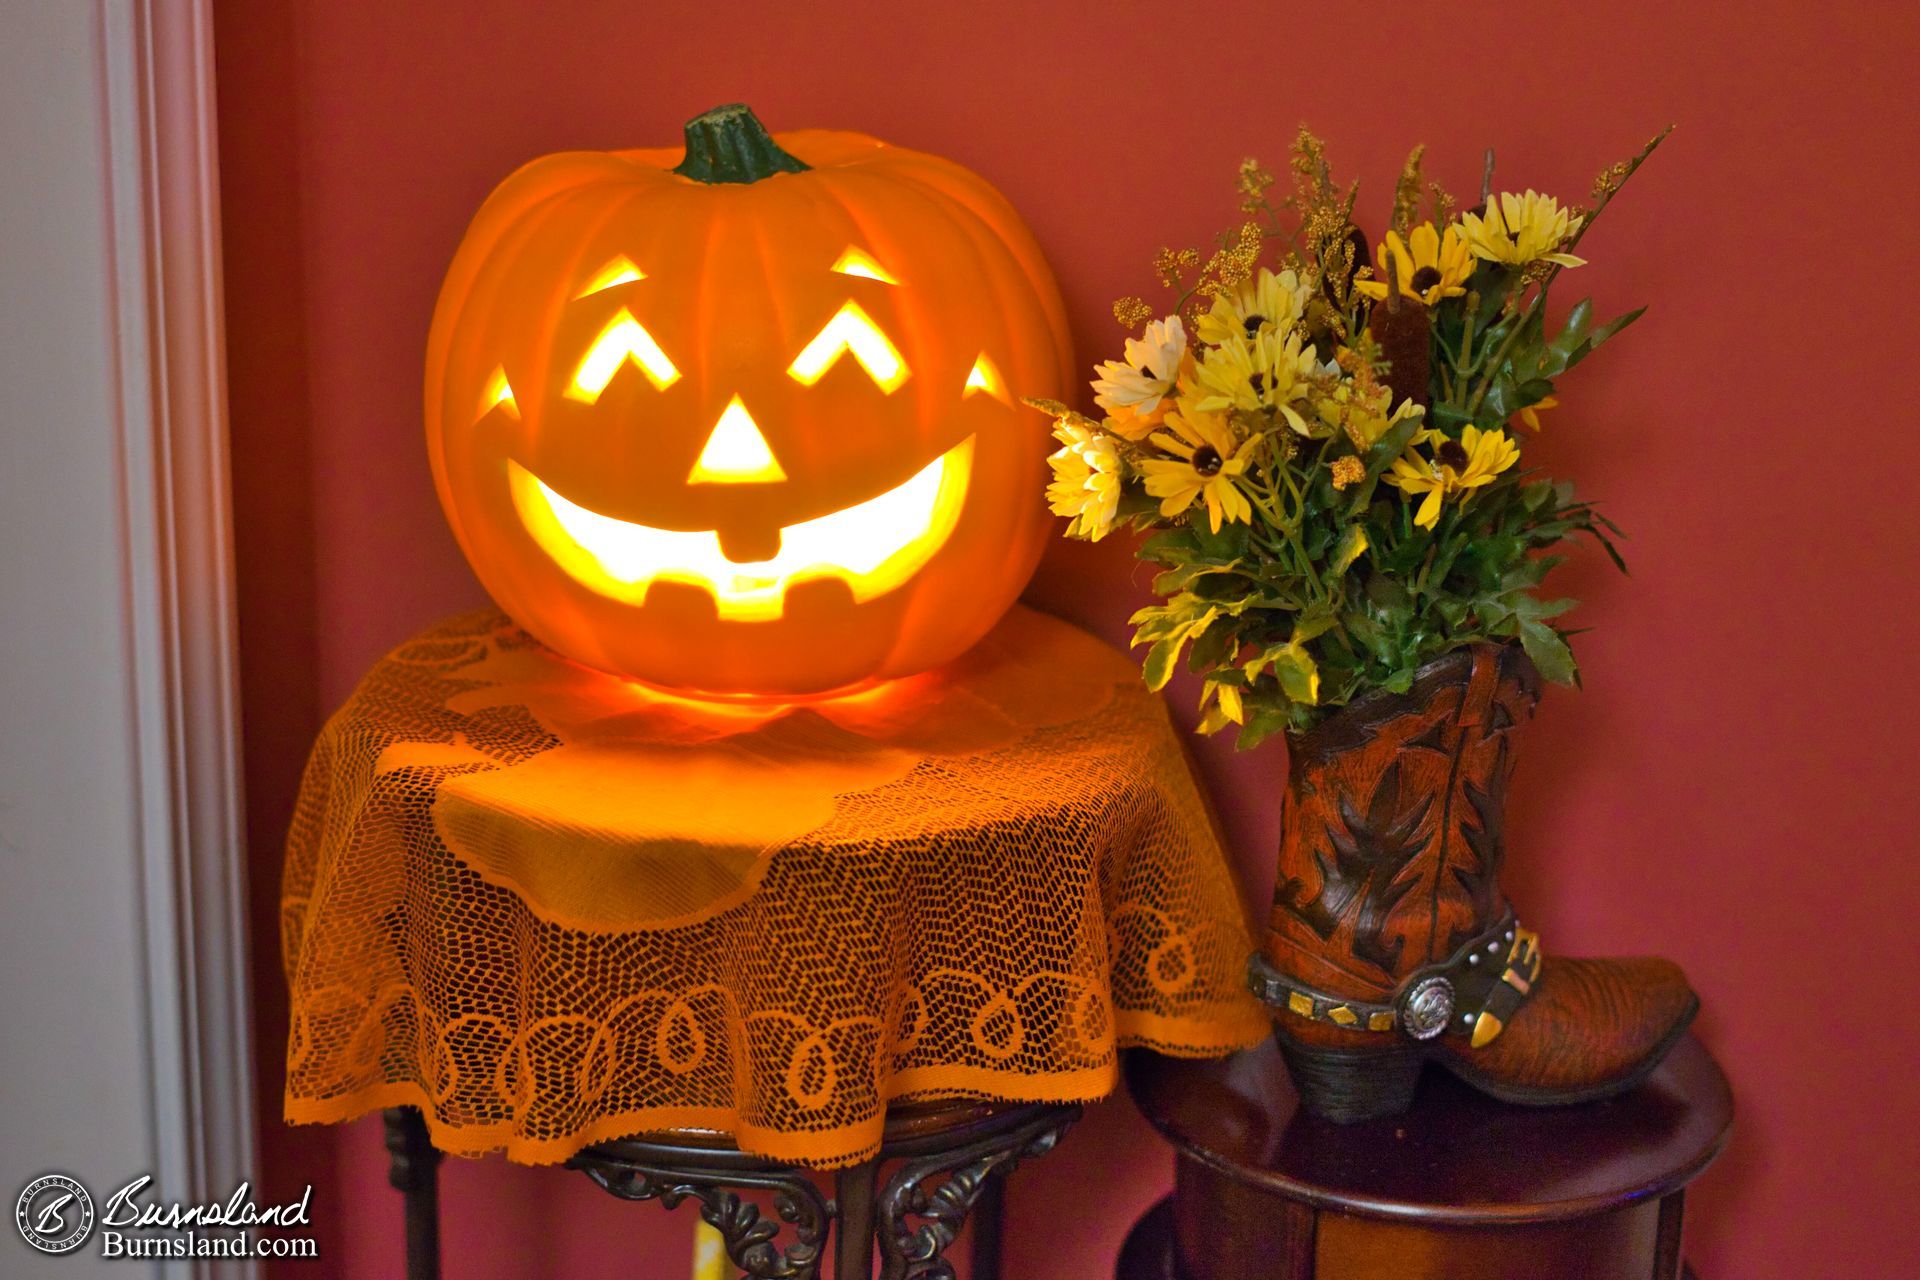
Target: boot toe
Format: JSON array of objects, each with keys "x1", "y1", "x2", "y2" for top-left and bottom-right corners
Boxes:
[{"x1": 1438, "y1": 954, "x2": 1698, "y2": 1103}]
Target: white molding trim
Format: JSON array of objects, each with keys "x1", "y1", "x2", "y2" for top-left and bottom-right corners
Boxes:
[{"x1": 96, "y1": 2, "x2": 258, "y2": 1273}]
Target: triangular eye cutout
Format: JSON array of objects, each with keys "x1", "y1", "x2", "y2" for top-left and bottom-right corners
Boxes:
[
  {"x1": 688, "y1": 397, "x2": 788, "y2": 485},
  {"x1": 787, "y1": 302, "x2": 909, "y2": 392},
  {"x1": 963, "y1": 352, "x2": 1008, "y2": 403},
  {"x1": 480, "y1": 365, "x2": 520, "y2": 420},
  {"x1": 574, "y1": 255, "x2": 646, "y2": 299},
  {"x1": 831, "y1": 247, "x2": 898, "y2": 284}
]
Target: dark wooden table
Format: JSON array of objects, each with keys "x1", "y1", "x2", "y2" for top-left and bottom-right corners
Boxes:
[
  {"x1": 1117, "y1": 1035, "x2": 1731, "y2": 1280},
  {"x1": 385, "y1": 1098, "x2": 1077, "y2": 1280}
]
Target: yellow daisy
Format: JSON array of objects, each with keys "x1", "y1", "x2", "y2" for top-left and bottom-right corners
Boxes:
[
  {"x1": 1192, "y1": 329, "x2": 1322, "y2": 433},
  {"x1": 1354, "y1": 224, "x2": 1473, "y2": 306},
  {"x1": 1194, "y1": 267, "x2": 1312, "y2": 346},
  {"x1": 1461, "y1": 191, "x2": 1586, "y2": 268},
  {"x1": 1139, "y1": 407, "x2": 1257, "y2": 533},
  {"x1": 1045, "y1": 419, "x2": 1124, "y2": 541},
  {"x1": 1383, "y1": 425, "x2": 1520, "y2": 529}
]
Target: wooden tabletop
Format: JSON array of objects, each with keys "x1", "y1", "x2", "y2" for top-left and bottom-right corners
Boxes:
[{"x1": 1126, "y1": 1034, "x2": 1732, "y2": 1226}]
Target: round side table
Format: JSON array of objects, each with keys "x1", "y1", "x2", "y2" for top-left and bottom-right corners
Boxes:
[
  {"x1": 384, "y1": 1099, "x2": 1078, "y2": 1280},
  {"x1": 1116, "y1": 1034, "x2": 1731, "y2": 1280}
]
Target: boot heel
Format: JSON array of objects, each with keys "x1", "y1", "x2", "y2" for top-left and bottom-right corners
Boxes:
[{"x1": 1276, "y1": 1035, "x2": 1424, "y2": 1123}]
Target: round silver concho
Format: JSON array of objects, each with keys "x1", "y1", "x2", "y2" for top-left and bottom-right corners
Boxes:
[{"x1": 1398, "y1": 975, "x2": 1455, "y2": 1041}]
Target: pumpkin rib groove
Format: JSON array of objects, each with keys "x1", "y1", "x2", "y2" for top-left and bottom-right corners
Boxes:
[
  {"x1": 881, "y1": 162, "x2": 1074, "y2": 390},
  {"x1": 816, "y1": 167, "x2": 1042, "y2": 675},
  {"x1": 880, "y1": 157, "x2": 1076, "y2": 391}
]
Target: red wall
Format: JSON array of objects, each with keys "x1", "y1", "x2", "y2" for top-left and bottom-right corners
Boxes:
[{"x1": 215, "y1": 1, "x2": 1920, "y2": 1275}]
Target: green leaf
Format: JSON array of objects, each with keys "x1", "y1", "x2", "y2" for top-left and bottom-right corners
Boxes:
[
  {"x1": 1557, "y1": 298, "x2": 1594, "y2": 351},
  {"x1": 1138, "y1": 527, "x2": 1199, "y2": 564},
  {"x1": 1513, "y1": 595, "x2": 1577, "y2": 621},
  {"x1": 1549, "y1": 306, "x2": 1646, "y2": 374},
  {"x1": 1188, "y1": 619, "x2": 1236, "y2": 672},
  {"x1": 1273, "y1": 643, "x2": 1321, "y2": 704},
  {"x1": 1330, "y1": 524, "x2": 1370, "y2": 576},
  {"x1": 1236, "y1": 704, "x2": 1291, "y2": 751},
  {"x1": 1366, "y1": 573, "x2": 1410, "y2": 611},
  {"x1": 1191, "y1": 514, "x2": 1252, "y2": 561},
  {"x1": 1587, "y1": 306, "x2": 1646, "y2": 350},
  {"x1": 1153, "y1": 560, "x2": 1242, "y2": 594},
  {"x1": 1482, "y1": 372, "x2": 1525, "y2": 420},
  {"x1": 1127, "y1": 601, "x2": 1185, "y2": 641},
  {"x1": 1142, "y1": 636, "x2": 1182, "y2": 691},
  {"x1": 1290, "y1": 608, "x2": 1338, "y2": 644},
  {"x1": 1519, "y1": 620, "x2": 1577, "y2": 684}
]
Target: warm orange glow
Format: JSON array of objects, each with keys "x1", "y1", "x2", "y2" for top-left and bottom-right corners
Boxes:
[
  {"x1": 687, "y1": 397, "x2": 787, "y2": 485},
  {"x1": 424, "y1": 109, "x2": 1077, "y2": 696},
  {"x1": 830, "y1": 246, "x2": 897, "y2": 284},
  {"x1": 786, "y1": 302, "x2": 909, "y2": 391},
  {"x1": 508, "y1": 436, "x2": 975, "y2": 623},
  {"x1": 963, "y1": 352, "x2": 1008, "y2": 402},
  {"x1": 480, "y1": 365, "x2": 520, "y2": 420},
  {"x1": 574, "y1": 255, "x2": 646, "y2": 298},
  {"x1": 567, "y1": 309, "x2": 680, "y2": 401}
]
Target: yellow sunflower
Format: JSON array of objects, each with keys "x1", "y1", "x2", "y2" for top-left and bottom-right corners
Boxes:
[
  {"x1": 1139, "y1": 407, "x2": 1257, "y2": 532},
  {"x1": 1461, "y1": 191, "x2": 1586, "y2": 268},
  {"x1": 1192, "y1": 329, "x2": 1322, "y2": 433},
  {"x1": 1194, "y1": 266, "x2": 1312, "y2": 346},
  {"x1": 1045, "y1": 419, "x2": 1124, "y2": 541},
  {"x1": 1354, "y1": 224, "x2": 1473, "y2": 306},
  {"x1": 1383, "y1": 425, "x2": 1520, "y2": 529}
]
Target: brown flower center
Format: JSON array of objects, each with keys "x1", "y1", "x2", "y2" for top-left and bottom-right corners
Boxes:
[
  {"x1": 1437, "y1": 440, "x2": 1470, "y2": 470},
  {"x1": 1248, "y1": 372, "x2": 1268, "y2": 393},
  {"x1": 1242, "y1": 314, "x2": 1266, "y2": 335},
  {"x1": 1192, "y1": 445, "x2": 1224, "y2": 477},
  {"x1": 1410, "y1": 266, "x2": 1442, "y2": 293}
]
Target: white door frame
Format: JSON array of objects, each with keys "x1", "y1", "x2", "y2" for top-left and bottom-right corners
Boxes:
[
  {"x1": 99, "y1": 0, "x2": 258, "y2": 1255},
  {"x1": 1, "y1": 2, "x2": 255, "y2": 1274}
]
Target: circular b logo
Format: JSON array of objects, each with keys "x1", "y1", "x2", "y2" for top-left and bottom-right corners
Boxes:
[{"x1": 15, "y1": 1174, "x2": 95, "y2": 1255}]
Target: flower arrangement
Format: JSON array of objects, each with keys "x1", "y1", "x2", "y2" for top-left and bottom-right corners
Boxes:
[{"x1": 1031, "y1": 129, "x2": 1668, "y2": 747}]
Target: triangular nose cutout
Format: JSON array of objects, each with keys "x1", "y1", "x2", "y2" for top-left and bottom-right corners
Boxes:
[{"x1": 688, "y1": 396, "x2": 787, "y2": 484}]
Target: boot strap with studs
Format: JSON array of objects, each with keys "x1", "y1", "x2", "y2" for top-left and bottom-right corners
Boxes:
[{"x1": 1249, "y1": 913, "x2": 1543, "y2": 1048}]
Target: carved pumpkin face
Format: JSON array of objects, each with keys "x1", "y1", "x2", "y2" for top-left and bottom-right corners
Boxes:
[{"x1": 426, "y1": 105, "x2": 1073, "y2": 698}]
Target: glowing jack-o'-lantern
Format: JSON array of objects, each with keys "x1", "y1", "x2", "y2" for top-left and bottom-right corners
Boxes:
[{"x1": 426, "y1": 104, "x2": 1073, "y2": 698}]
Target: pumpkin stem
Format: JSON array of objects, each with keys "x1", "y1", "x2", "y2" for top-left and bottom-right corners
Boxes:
[{"x1": 672, "y1": 104, "x2": 809, "y2": 184}]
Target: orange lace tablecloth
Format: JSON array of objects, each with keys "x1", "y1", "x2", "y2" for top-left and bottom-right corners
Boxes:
[{"x1": 282, "y1": 605, "x2": 1266, "y2": 1167}]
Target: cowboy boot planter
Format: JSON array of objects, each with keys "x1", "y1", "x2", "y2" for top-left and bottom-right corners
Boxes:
[{"x1": 1248, "y1": 643, "x2": 1698, "y2": 1123}]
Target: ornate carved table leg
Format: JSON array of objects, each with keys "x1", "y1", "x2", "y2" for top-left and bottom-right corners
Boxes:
[
  {"x1": 570, "y1": 1139, "x2": 834, "y2": 1280},
  {"x1": 876, "y1": 1105, "x2": 1080, "y2": 1280},
  {"x1": 383, "y1": 1106, "x2": 443, "y2": 1280}
]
